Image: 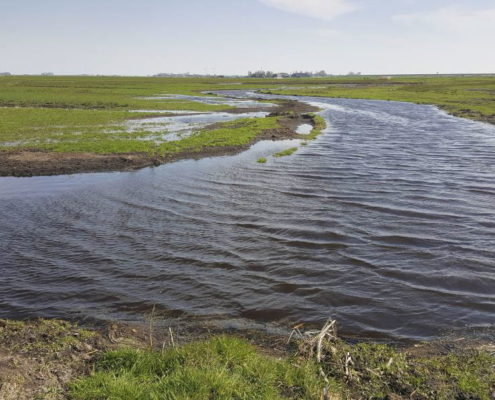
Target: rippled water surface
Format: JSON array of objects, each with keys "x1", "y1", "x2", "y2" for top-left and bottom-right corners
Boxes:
[{"x1": 1, "y1": 94, "x2": 495, "y2": 340}]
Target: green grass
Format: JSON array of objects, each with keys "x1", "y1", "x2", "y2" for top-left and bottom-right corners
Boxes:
[
  {"x1": 68, "y1": 333, "x2": 495, "y2": 400},
  {"x1": 0, "y1": 76, "x2": 287, "y2": 155},
  {"x1": 69, "y1": 336, "x2": 326, "y2": 400},
  {"x1": 0, "y1": 319, "x2": 95, "y2": 354},
  {"x1": 0, "y1": 109, "x2": 280, "y2": 155},
  {"x1": 318, "y1": 338, "x2": 495, "y2": 399},
  {"x1": 260, "y1": 76, "x2": 495, "y2": 123},
  {"x1": 303, "y1": 114, "x2": 326, "y2": 140},
  {"x1": 0, "y1": 76, "x2": 233, "y2": 111},
  {"x1": 3, "y1": 317, "x2": 494, "y2": 399},
  {"x1": 1, "y1": 75, "x2": 493, "y2": 158},
  {"x1": 274, "y1": 147, "x2": 298, "y2": 158},
  {"x1": 257, "y1": 157, "x2": 267, "y2": 163}
]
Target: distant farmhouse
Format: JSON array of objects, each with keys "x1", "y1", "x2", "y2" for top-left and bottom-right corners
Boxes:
[
  {"x1": 0, "y1": 72, "x2": 11, "y2": 76},
  {"x1": 248, "y1": 70, "x2": 330, "y2": 79},
  {"x1": 291, "y1": 72, "x2": 312, "y2": 78}
]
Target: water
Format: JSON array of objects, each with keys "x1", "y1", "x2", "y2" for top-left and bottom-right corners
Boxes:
[
  {"x1": 123, "y1": 111, "x2": 269, "y2": 142},
  {"x1": 1, "y1": 94, "x2": 495, "y2": 340},
  {"x1": 296, "y1": 124, "x2": 314, "y2": 135}
]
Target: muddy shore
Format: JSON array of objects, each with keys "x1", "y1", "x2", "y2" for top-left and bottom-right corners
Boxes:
[
  {"x1": 0, "y1": 100, "x2": 318, "y2": 178},
  {"x1": 1, "y1": 317, "x2": 494, "y2": 399}
]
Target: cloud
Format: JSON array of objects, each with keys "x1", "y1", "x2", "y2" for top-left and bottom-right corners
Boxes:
[
  {"x1": 392, "y1": 6, "x2": 495, "y2": 34},
  {"x1": 258, "y1": 0, "x2": 358, "y2": 21},
  {"x1": 315, "y1": 28, "x2": 344, "y2": 39}
]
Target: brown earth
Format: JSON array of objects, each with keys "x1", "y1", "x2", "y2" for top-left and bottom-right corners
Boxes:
[
  {"x1": 0, "y1": 318, "x2": 291, "y2": 399},
  {"x1": 0, "y1": 100, "x2": 321, "y2": 178},
  {"x1": 1, "y1": 317, "x2": 494, "y2": 399}
]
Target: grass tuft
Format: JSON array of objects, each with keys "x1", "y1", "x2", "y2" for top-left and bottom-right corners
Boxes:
[
  {"x1": 69, "y1": 336, "x2": 325, "y2": 399},
  {"x1": 274, "y1": 147, "x2": 298, "y2": 158}
]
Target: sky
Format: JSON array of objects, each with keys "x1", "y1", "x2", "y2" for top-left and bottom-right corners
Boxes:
[{"x1": 1, "y1": 0, "x2": 494, "y2": 76}]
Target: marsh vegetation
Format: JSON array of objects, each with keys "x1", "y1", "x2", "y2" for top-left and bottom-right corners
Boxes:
[
  {"x1": 1, "y1": 75, "x2": 492, "y2": 176},
  {"x1": 1, "y1": 319, "x2": 494, "y2": 399}
]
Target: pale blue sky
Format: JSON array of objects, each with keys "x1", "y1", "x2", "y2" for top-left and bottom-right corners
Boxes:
[{"x1": 1, "y1": 0, "x2": 494, "y2": 75}]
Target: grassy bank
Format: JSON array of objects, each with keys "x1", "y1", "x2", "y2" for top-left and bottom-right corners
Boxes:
[
  {"x1": 1, "y1": 318, "x2": 494, "y2": 399},
  {"x1": 258, "y1": 75, "x2": 495, "y2": 124},
  {"x1": 0, "y1": 75, "x2": 493, "y2": 176},
  {"x1": 2, "y1": 75, "x2": 494, "y2": 154}
]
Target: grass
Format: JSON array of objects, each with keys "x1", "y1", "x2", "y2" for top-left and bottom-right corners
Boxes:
[
  {"x1": 304, "y1": 114, "x2": 326, "y2": 140},
  {"x1": 274, "y1": 147, "x2": 298, "y2": 158},
  {"x1": 259, "y1": 75, "x2": 495, "y2": 123},
  {"x1": 0, "y1": 76, "x2": 289, "y2": 155},
  {"x1": 257, "y1": 157, "x2": 267, "y2": 163},
  {"x1": 0, "y1": 318, "x2": 95, "y2": 354},
  {"x1": 0, "y1": 110, "x2": 280, "y2": 155},
  {"x1": 1, "y1": 318, "x2": 494, "y2": 399},
  {"x1": 68, "y1": 330, "x2": 495, "y2": 400},
  {"x1": 69, "y1": 336, "x2": 325, "y2": 400},
  {"x1": 1, "y1": 75, "x2": 493, "y2": 166},
  {"x1": 316, "y1": 338, "x2": 495, "y2": 399}
]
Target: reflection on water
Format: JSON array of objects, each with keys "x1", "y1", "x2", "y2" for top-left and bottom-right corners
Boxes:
[
  {"x1": 296, "y1": 124, "x2": 314, "y2": 135},
  {"x1": 1, "y1": 93, "x2": 495, "y2": 340}
]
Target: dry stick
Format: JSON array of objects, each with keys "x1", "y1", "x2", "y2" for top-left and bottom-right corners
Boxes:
[
  {"x1": 169, "y1": 327, "x2": 175, "y2": 349},
  {"x1": 315, "y1": 320, "x2": 336, "y2": 363},
  {"x1": 344, "y1": 352, "x2": 354, "y2": 380},
  {"x1": 149, "y1": 303, "x2": 156, "y2": 352},
  {"x1": 287, "y1": 328, "x2": 303, "y2": 344},
  {"x1": 303, "y1": 319, "x2": 337, "y2": 399}
]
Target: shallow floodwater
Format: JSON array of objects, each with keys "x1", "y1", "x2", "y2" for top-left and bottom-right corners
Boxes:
[
  {"x1": 1, "y1": 94, "x2": 495, "y2": 340},
  {"x1": 123, "y1": 111, "x2": 269, "y2": 142}
]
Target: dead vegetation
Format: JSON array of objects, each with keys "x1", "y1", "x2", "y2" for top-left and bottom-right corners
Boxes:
[
  {"x1": 1, "y1": 317, "x2": 494, "y2": 399},
  {"x1": 290, "y1": 319, "x2": 495, "y2": 399}
]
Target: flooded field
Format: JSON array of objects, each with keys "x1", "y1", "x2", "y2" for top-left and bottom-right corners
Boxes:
[{"x1": 1, "y1": 94, "x2": 495, "y2": 340}]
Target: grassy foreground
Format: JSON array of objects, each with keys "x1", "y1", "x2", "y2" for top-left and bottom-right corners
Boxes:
[{"x1": 1, "y1": 318, "x2": 494, "y2": 399}]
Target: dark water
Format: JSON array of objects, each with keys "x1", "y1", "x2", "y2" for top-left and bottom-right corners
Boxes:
[{"x1": 1, "y1": 94, "x2": 495, "y2": 340}]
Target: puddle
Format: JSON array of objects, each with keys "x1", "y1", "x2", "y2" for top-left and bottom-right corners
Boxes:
[
  {"x1": 129, "y1": 110, "x2": 202, "y2": 115},
  {"x1": 296, "y1": 124, "x2": 314, "y2": 134},
  {"x1": 142, "y1": 94, "x2": 276, "y2": 109},
  {"x1": 121, "y1": 111, "x2": 270, "y2": 143}
]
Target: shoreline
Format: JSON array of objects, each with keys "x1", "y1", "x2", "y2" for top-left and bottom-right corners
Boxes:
[
  {"x1": 1, "y1": 317, "x2": 494, "y2": 399},
  {"x1": 258, "y1": 90, "x2": 495, "y2": 126},
  {"x1": 0, "y1": 99, "x2": 319, "y2": 178}
]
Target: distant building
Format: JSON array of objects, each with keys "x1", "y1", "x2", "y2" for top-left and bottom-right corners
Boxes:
[
  {"x1": 0, "y1": 72, "x2": 11, "y2": 76},
  {"x1": 313, "y1": 70, "x2": 328, "y2": 77},
  {"x1": 41, "y1": 72, "x2": 54, "y2": 76},
  {"x1": 275, "y1": 73, "x2": 290, "y2": 79},
  {"x1": 291, "y1": 72, "x2": 312, "y2": 78},
  {"x1": 250, "y1": 70, "x2": 267, "y2": 78}
]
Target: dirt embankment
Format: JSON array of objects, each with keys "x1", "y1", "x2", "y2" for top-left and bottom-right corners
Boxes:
[
  {"x1": 0, "y1": 100, "x2": 320, "y2": 178},
  {"x1": 1, "y1": 318, "x2": 494, "y2": 399},
  {"x1": 0, "y1": 318, "x2": 289, "y2": 399}
]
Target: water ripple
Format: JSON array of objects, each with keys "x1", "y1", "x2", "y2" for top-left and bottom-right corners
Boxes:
[{"x1": 1, "y1": 95, "x2": 495, "y2": 340}]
